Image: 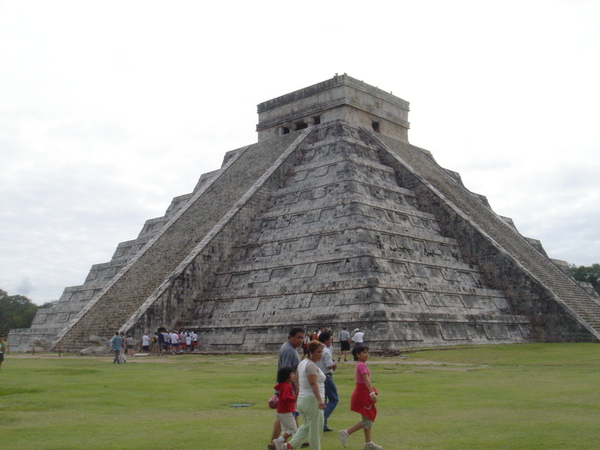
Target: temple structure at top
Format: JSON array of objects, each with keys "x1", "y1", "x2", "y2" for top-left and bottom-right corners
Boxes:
[{"x1": 256, "y1": 74, "x2": 409, "y2": 142}]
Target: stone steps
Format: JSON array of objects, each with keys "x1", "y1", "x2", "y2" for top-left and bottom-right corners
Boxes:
[{"x1": 55, "y1": 133, "x2": 305, "y2": 351}]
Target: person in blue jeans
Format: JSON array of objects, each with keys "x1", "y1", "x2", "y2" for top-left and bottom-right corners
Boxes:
[{"x1": 317, "y1": 331, "x2": 339, "y2": 431}]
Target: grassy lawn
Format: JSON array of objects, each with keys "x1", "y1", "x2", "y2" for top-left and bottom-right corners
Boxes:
[{"x1": 1, "y1": 343, "x2": 599, "y2": 449}]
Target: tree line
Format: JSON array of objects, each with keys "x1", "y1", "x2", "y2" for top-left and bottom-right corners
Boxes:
[
  {"x1": 0, "y1": 289, "x2": 40, "y2": 336},
  {"x1": 569, "y1": 263, "x2": 600, "y2": 296}
]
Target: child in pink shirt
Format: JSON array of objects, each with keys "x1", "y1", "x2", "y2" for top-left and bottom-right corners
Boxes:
[{"x1": 339, "y1": 345, "x2": 382, "y2": 450}]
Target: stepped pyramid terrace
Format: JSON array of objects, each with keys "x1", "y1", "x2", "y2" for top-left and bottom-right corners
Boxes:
[{"x1": 8, "y1": 74, "x2": 600, "y2": 353}]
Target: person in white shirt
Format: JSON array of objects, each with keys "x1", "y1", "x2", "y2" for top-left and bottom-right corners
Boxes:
[
  {"x1": 170, "y1": 331, "x2": 179, "y2": 353},
  {"x1": 191, "y1": 330, "x2": 198, "y2": 351},
  {"x1": 317, "y1": 332, "x2": 338, "y2": 432},
  {"x1": 351, "y1": 328, "x2": 365, "y2": 347},
  {"x1": 141, "y1": 332, "x2": 150, "y2": 352}
]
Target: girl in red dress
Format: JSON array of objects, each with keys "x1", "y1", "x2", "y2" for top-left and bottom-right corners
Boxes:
[{"x1": 339, "y1": 345, "x2": 382, "y2": 450}]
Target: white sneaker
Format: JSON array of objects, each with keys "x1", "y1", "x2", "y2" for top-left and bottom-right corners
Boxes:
[
  {"x1": 339, "y1": 430, "x2": 349, "y2": 448},
  {"x1": 272, "y1": 439, "x2": 286, "y2": 450},
  {"x1": 364, "y1": 443, "x2": 382, "y2": 450}
]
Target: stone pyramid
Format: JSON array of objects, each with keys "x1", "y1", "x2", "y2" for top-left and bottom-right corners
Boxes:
[
  {"x1": 176, "y1": 122, "x2": 531, "y2": 351},
  {"x1": 9, "y1": 75, "x2": 600, "y2": 353}
]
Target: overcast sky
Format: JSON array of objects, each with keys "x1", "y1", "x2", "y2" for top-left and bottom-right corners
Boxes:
[{"x1": 1, "y1": 0, "x2": 599, "y2": 305}]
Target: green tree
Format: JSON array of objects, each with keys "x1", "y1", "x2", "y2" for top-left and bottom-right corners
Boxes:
[
  {"x1": 569, "y1": 263, "x2": 600, "y2": 296},
  {"x1": 0, "y1": 289, "x2": 39, "y2": 336}
]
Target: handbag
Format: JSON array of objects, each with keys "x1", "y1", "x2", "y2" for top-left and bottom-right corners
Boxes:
[{"x1": 268, "y1": 394, "x2": 279, "y2": 409}]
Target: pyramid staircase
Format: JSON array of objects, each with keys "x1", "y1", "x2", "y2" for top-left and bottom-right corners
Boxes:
[
  {"x1": 53, "y1": 132, "x2": 305, "y2": 351},
  {"x1": 6, "y1": 190, "x2": 197, "y2": 352},
  {"x1": 48, "y1": 120, "x2": 600, "y2": 352},
  {"x1": 11, "y1": 74, "x2": 594, "y2": 353}
]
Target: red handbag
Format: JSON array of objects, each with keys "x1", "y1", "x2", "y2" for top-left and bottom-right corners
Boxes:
[{"x1": 268, "y1": 394, "x2": 279, "y2": 409}]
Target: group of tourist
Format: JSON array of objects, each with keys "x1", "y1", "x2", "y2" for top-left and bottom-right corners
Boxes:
[
  {"x1": 151, "y1": 329, "x2": 199, "y2": 355},
  {"x1": 270, "y1": 327, "x2": 382, "y2": 450},
  {"x1": 109, "y1": 328, "x2": 199, "y2": 360}
]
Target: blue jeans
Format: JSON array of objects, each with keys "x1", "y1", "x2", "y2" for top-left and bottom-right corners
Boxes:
[{"x1": 323, "y1": 374, "x2": 339, "y2": 427}]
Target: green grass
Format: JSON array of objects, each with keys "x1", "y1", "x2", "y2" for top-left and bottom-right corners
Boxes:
[{"x1": 1, "y1": 343, "x2": 600, "y2": 449}]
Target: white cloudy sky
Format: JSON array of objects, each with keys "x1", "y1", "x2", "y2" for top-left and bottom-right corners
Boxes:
[{"x1": 1, "y1": 0, "x2": 599, "y2": 305}]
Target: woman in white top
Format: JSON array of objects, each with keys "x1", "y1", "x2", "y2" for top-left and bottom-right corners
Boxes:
[{"x1": 277, "y1": 340, "x2": 326, "y2": 450}]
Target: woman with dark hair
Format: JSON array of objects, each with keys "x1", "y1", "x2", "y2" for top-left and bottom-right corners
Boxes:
[{"x1": 274, "y1": 340, "x2": 326, "y2": 450}]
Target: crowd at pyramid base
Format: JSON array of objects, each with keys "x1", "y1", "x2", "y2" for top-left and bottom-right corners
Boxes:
[{"x1": 8, "y1": 75, "x2": 600, "y2": 353}]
